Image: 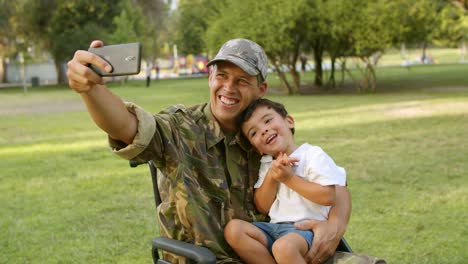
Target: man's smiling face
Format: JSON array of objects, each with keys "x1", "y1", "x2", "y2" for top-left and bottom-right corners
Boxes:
[{"x1": 208, "y1": 61, "x2": 267, "y2": 131}]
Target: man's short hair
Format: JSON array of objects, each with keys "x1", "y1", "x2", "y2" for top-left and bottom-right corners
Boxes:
[{"x1": 209, "y1": 63, "x2": 264, "y2": 85}]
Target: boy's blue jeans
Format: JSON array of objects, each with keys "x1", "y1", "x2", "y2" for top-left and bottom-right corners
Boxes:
[{"x1": 252, "y1": 222, "x2": 313, "y2": 253}]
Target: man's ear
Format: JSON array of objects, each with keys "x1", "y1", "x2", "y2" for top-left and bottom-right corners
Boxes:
[
  {"x1": 258, "y1": 82, "x2": 268, "y2": 98},
  {"x1": 208, "y1": 68, "x2": 214, "y2": 81}
]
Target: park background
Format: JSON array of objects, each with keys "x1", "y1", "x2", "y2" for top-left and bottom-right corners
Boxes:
[{"x1": 1, "y1": 0, "x2": 467, "y2": 263}]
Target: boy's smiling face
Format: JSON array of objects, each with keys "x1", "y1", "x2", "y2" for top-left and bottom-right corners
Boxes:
[{"x1": 242, "y1": 105, "x2": 296, "y2": 157}]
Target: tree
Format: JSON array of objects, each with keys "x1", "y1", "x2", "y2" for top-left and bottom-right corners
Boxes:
[
  {"x1": 432, "y1": 1, "x2": 466, "y2": 48},
  {"x1": 348, "y1": 1, "x2": 400, "y2": 92},
  {"x1": 172, "y1": 0, "x2": 222, "y2": 55},
  {"x1": 0, "y1": 0, "x2": 16, "y2": 82},
  {"x1": 301, "y1": 0, "x2": 331, "y2": 89},
  {"x1": 305, "y1": 0, "x2": 360, "y2": 90},
  {"x1": 395, "y1": 0, "x2": 449, "y2": 61},
  {"x1": 13, "y1": 0, "x2": 122, "y2": 84},
  {"x1": 110, "y1": 1, "x2": 145, "y2": 44},
  {"x1": 205, "y1": 0, "x2": 307, "y2": 94},
  {"x1": 453, "y1": 0, "x2": 468, "y2": 9},
  {"x1": 132, "y1": 0, "x2": 169, "y2": 63},
  {"x1": 304, "y1": 0, "x2": 399, "y2": 93},
  {"x1": 181, "y1": 0, "x2": 466, "y2": 94},
  {"x1": 107, "y1": 0, "x2": 169, "y2": 78}
]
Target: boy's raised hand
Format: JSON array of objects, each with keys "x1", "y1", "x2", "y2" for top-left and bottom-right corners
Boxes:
[{"x1": 269, "y1": 153, "x2": 299, "y2": 183}]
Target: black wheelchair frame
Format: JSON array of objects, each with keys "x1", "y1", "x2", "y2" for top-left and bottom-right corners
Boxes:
[{"x1": 130, "y1": 160, "x2": 352, "y2": 264}]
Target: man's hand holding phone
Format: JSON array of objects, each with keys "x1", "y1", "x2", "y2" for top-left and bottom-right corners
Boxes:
[
  {"x1": 66, "y1": 40, "x2": 139, "y2": 143},
  {"x1": 67, "y1": 40, "x2": 108, "y2": 93},
  {"x1": 88, "y1": 42, "x2": 141, "y2": 76},
  {"x1": 67, "y1": 41, "x2": 142, "y2": 94}
]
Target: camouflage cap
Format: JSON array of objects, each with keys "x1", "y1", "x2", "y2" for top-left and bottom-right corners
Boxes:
[{"x1": 207, "y1": 39, "x2": 268, "y2": 82}]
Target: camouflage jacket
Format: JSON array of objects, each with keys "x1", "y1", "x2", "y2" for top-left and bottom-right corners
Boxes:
[{"x1": 110, "y1": 102, "x2": 267, "y2": 263}]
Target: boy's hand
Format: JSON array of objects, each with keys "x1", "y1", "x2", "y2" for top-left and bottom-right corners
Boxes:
[{"x1": 269, "y1": 153, "x2": 299, "y2": 183}]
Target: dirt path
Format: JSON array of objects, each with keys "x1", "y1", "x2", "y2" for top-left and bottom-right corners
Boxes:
[
  {"x1": 2, "y1": 85, "x2": 466, "y2": 115},
  {"x1": 0, "y1": 98, "x2": 85, "y2": 115}
]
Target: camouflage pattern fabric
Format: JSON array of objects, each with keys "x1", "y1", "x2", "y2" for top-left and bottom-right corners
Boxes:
[
  {"x1": 207, "y1": 38, "x2": 269, "y2": 82},
  {"x1": 325, "y1": 252, "x2": 387, "y2": 264},
  {"x1": 114, "y1": 102, "x2": 267, "y2": 263},
  {"x1": 110, "y1": 102, "x2": 386, "y2": 264}
]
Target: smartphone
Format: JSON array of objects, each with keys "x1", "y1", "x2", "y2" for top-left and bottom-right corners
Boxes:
[{"x1": 88, "y1": 42, "x2": 141, "y2": 76}]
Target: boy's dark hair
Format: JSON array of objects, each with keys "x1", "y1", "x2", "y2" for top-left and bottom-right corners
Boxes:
[{"x1": 238, "y1": 98, "x2": 295, "y2": 134}]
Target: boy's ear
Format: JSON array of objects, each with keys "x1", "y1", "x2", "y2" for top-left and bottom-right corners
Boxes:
[
  {"x1": 247, "y1": 140, "x2": 262, "y2": 155},
  {"x1": 254, "y1": 146, "x2": 263, "y2": 155},
  {"x1": 286, "y1": 115, "x2": 295, "y2": 129}
]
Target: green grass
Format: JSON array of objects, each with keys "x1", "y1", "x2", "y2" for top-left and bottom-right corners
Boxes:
[
  {"x1": 378, "y1": 47, "x2": 464, "y2": 66},
  {"x1": 1, "y1": 64, "x2": 467, "y2": 263}
]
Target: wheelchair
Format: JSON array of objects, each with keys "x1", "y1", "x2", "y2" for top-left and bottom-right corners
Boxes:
[{"x1": 130, "y1": 160, "x2": 352, "y2": 264}]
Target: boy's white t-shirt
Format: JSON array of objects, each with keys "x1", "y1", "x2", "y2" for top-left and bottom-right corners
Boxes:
[{"x1": 255, "y1": 143, "x2": 347, "y2": 223}]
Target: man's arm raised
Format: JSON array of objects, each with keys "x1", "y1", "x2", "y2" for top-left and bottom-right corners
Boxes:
[
  {"x1": 67, "y1": 40, "x2": 138, "y2": 145},
  {"x1": 295, "y1": 186, "x2": 351, "y2": 264}
]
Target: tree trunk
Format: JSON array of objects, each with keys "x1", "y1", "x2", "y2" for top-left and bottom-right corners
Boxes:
[
  {"x1": 367, "y1": 62, "x2": 377, "y2": 93},
  {"x1": 461, "y1": 41, "x2": 466, "y2": 63},
  {"x1": 358, "y1": 57, "x2": 377, "y2": 93},
  {"x1": 0, "y1": 57, "x2": 6, "y2": 83},
  {"x1": 421, "y1": 42, "x2": 427, "y2": 64},
  {"x1": 344, "y1": 63, "x2": 360, "y2": 93},
  {"x1": 54, "y1": 58, "x2": 66, "y2": 84},
  {"x1": 273, "y1": 63, "x2": 294, "y2": 95},
  {"x1": 290, "y1": 40, "x2": 301, "y2": 94},
  {"x1": 328, "y1": 56, "x2": 336, "y2": 89},
  {"x1": 339, "y1": 59, "x2": 346, "y2": 87},
  {"x1": 290, "y1": 68, "x2": 300, "y2": 94},
  {"x1": 401, "y1": 43, "x2": 407, "y2": 62},
  {"x1": 313, "y1": 42, "x2": 323, "y2": 87}
]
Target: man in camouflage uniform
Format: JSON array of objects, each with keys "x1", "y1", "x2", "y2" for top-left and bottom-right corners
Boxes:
[{"x1": 67, "y1": 39, "x2": 358, "y2": 264}]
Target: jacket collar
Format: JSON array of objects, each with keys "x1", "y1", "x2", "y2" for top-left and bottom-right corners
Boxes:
[
  {"x1": 204, "y1": 103, "x2": 224, "y2": 149},
  {"x1": 203, "y1": 103, "x2": 252, "y2": 152}
]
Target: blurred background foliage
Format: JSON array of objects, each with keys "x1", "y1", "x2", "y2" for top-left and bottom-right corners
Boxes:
[{"x1": 0, "y1": 0, "x2": 467, "y2": 92}]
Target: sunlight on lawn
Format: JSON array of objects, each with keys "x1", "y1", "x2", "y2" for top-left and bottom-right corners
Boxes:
[
  {"x1": 294, "y1": 100, "x2": 468, "y2": 130},
  {"x1": 1, "y1": 65, "x2": 467, "y2": 263},
  {"x1": 0, "y1": 139, "x2": 106, "y2": 156}
]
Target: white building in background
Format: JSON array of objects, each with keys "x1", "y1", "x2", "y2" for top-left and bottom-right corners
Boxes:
[{"x1": 6, "y1": 61, "x2": 58, "y2": 85}]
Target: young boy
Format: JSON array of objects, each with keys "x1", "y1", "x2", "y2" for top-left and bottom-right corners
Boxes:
[{"x1": 224, "y1": 98, "x2": 347, "y2": 264}]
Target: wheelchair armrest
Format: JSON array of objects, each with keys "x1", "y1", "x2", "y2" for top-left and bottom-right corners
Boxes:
[
  {"x1": 152, "y1": 237, "x2": 216, "y2": 264},
  {"x1": 129, "y1": 160, "x2": 144, "y2": 167},
  {"x1": 337, "y1": 237, "x2": 352, "y2": 253}
]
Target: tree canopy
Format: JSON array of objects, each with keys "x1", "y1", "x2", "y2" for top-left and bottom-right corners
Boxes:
[
  {"x1": 1, "y1": 0, "x2": 168, "y2": 84},
  {"x1": 1, "y1": 0, "x2": 466, "y2": 92}
]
